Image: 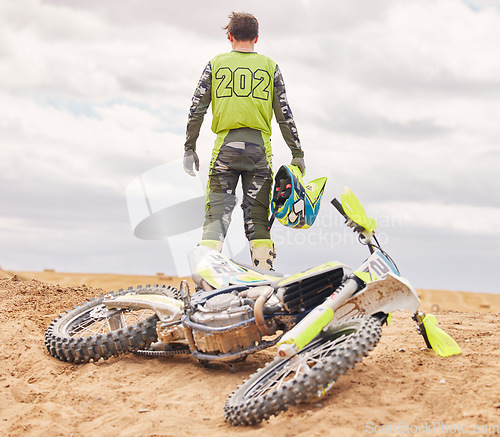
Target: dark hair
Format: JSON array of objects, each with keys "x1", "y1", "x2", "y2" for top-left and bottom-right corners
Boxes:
[{"x1": 223, "y1": 11, "x2": 259, "y2": 41}]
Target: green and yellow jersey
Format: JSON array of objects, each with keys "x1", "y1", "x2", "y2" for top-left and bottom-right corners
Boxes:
[{"x1": 185, "y1": 50, "x2": 303, "y2": 159}]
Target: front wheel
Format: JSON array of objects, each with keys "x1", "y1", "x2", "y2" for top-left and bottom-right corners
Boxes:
[
  {"x1": 45, "y1": 284, "x2": 181, "y2": 364},
  {"x1": 224, "y1": 315, "x2": 382, "y2": 426}
]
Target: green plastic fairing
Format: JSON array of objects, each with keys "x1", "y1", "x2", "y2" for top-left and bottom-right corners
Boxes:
[{"x1": 341, "y1": 187, "x2": 377, "y2": 233}]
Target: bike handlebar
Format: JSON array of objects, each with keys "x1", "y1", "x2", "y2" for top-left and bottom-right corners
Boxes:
[
  {"x1": 331, "y1": 198, "x2": 349, "y2": 220},
  {"x1": 331, "y1": 197, "x2": 373, "y2": 242}
]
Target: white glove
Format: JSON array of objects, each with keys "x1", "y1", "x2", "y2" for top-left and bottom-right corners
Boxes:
[
  {"x1": 291, "y1": 157, "x2": 306, "y2": 175},
  {"x1": 183, "y1": 150, "x2": 199, "y2": 177}
]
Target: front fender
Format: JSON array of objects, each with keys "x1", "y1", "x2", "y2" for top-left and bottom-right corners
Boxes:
[{"x1": 331, "y1": 273, "x2": 420, "y2": 323}]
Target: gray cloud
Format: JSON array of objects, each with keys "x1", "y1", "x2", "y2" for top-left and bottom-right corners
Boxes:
[
  {"x1": 319, "y1": 108, "x2": 451, "y2": 140},
  {"x1": 0, "y1": 0, "x2": 498, "y2": 293}
]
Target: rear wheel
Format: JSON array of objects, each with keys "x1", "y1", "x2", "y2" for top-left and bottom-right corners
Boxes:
[
  {"x1": 45, "y1": 285, "x2": 181, "y2": 363},
  {"x1": 224, "y1": 315, "x2": 382, "y2": 426}
]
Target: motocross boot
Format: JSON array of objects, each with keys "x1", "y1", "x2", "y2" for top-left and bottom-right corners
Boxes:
[
  {"x1": 198, "y1": 239, "x2": 223, "y2": 251},
  {"x1": 249, "y1": 239, "x2": 276, "y2": 271}
]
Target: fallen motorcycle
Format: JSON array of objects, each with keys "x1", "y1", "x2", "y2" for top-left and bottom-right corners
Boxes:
[{"x1": 44, "y1": 187, "x2": 460, "y2": 426}]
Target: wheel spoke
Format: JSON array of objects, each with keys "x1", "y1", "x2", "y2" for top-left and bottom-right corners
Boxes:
[
  {"x1": 246, "y1": 332, "x2": 355, "y2": 400},
  {"x1": 302, "y1": 332, "x2": 354, "y2": 363},
  {"x1": 251, "y1": 365, "x2": 291, "y2": 397},
  {"x1": 121, "y1": 309, "x2": 152, "y2": 325},
  {"x1": 68, "y1": 306, "x2": 155, "y2": 337}
]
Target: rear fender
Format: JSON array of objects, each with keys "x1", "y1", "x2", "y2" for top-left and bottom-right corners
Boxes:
[{"x1": 104, "y1": 294, "x2": 184, "y2": 323}]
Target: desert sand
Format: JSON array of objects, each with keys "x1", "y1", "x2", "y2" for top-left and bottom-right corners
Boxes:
[{"x1": 0, "y1": 270, "x2": 499, "y2": 436}]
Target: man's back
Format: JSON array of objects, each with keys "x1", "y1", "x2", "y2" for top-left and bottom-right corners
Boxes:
[{"x1": 210, "y1": 51, "x2": 276, "y2": 137}]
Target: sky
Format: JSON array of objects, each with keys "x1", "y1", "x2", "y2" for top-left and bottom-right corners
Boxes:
[{"x1": 1, "y1": 0, "x2": 499, "y2": 294}]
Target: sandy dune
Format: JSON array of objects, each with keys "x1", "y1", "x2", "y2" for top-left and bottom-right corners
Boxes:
[{"x1": 0, "y1": 271, "x2": 499, "y2": 436}]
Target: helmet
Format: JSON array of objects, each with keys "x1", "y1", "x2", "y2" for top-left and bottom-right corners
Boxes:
[{"x1": 270, "y1": 165, "x2": 327, "y2": 229}]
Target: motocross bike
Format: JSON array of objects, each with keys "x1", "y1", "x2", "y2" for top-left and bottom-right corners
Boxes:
[
  {"x1": 223, "y1": 187, "x2": 461, "y2": 425},
  {"x1": 45, "y1": 188, "x2": 459, "y2": 422}
]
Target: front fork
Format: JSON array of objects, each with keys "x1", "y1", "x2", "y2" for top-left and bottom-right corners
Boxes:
[{"x1": 277, "y1": 277, "x2": 360, "y2": 358}]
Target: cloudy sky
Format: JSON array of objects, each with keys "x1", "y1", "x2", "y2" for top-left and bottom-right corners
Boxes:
[{"x1": 1, "y1": 0, "x2": 499, "y2": 294}]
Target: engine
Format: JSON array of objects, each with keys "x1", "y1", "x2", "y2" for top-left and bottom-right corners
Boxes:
[{"x1": 188, "y1": 292, "x2": 263, "y2": 356}]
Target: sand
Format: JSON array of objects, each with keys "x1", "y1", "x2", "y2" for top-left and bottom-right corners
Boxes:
[{"x1": 0, "y1": 270, "x2": 499, "y2": 436}]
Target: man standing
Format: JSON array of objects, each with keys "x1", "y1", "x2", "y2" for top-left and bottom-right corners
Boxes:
[{"x1": 183, "y1": 11, "x2": 305, "y2": 270}]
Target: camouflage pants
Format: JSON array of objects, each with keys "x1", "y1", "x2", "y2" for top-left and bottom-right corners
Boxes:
[{"x1": 202, "y1": 142, "x2": 272, "y2": 242}]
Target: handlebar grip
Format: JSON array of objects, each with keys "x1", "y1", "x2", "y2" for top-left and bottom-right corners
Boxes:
[{"x1": 331, "y1": 198, "x2": 348, "y2": 219}]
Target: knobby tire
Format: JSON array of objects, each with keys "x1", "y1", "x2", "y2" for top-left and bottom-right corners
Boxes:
[
  {"x1": 45, "y1": 284, "x2": 181, "y2": 364},
  {"x1": 224, "y1": 315, "x2": 382, "y2": 426}
]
